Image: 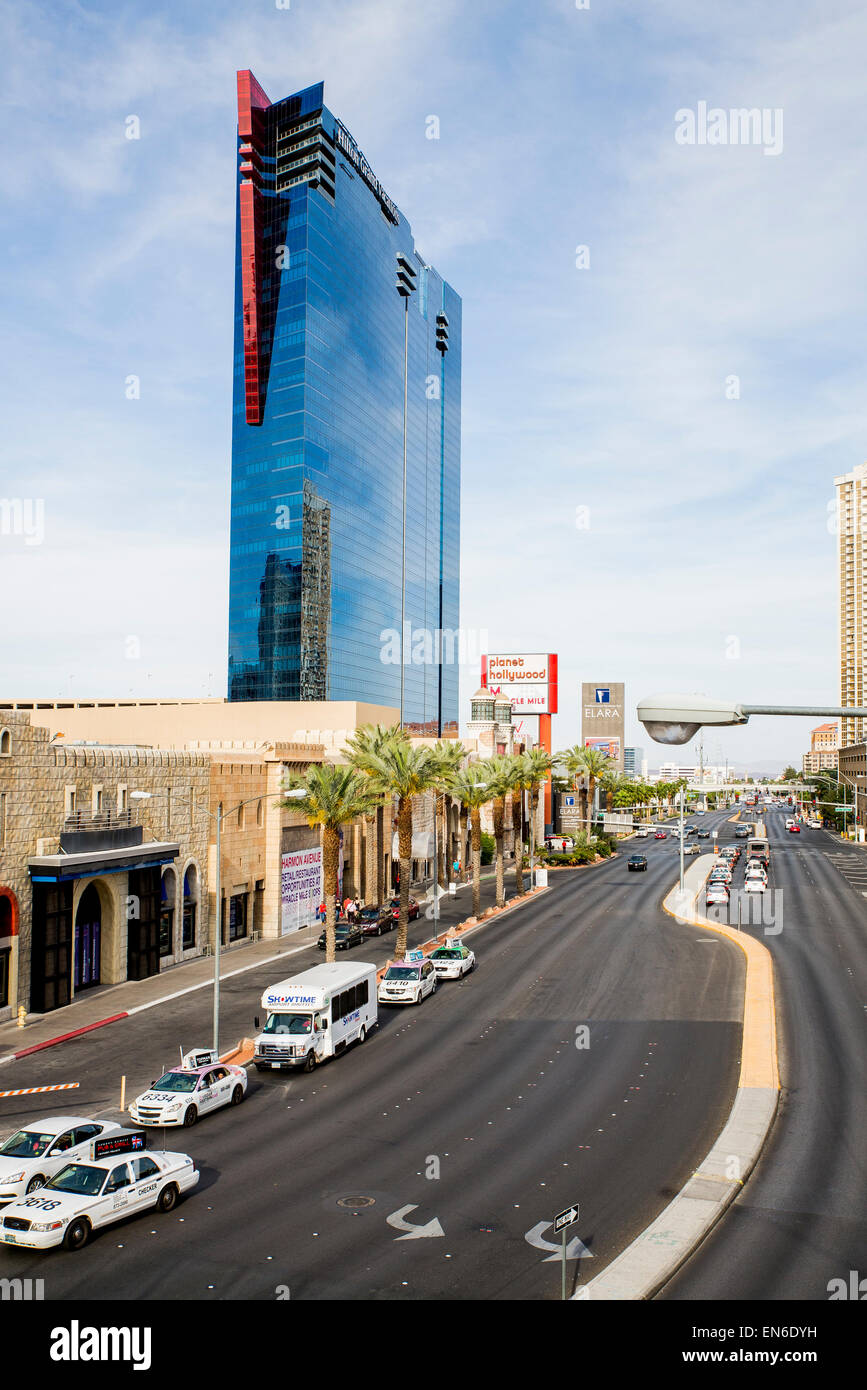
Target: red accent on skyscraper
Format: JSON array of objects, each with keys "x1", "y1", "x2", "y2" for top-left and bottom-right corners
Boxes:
[{"x1": 237, "y1": 70, "x2": 272, "y2": 426}]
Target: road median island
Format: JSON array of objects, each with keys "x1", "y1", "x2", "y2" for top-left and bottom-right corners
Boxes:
[{"x1": 578, "y1": 852, "x2": 780, "y2": 1301}]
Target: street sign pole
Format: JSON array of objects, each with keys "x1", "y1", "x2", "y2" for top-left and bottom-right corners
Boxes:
[
  {"x1": 553, "y1": 1200, "x2": 580, "y2": 1300},
  {"x1": 562, "y1": 1227, "x2": 567, "y2": 1300}
]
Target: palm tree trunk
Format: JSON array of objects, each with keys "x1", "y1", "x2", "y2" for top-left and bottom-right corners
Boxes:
[
  {"x1": 511, "y1": 790, "x2": 524, "y2": 895},
  {"x1": 459, "y1": 807, "x2": 469, "y2": 882},
  {"x1": 395, "y1": 794, "x2": 413, "y2": 958},
  {"x1": 437, "y1": 793, "x2": 447, "y2": 889},
  {"x1": 493, "y1": 795, "x2": 505, "y2": 908},
  {"x1": 588, "y1": 776, "x2": 597, "y2": 836},
  {"x1": 376, "y1": 803, "x2": 385, "y2": 903},
  {"x1": 529, "y1": 787, "x2": 539, "y2": 867},
  {"x1": 364, "y1": 813, "x2": 377, "y2": 905},
  {"x1": 471, "y1": 807, "x2": 481, "y2": 917},
  {"x1": 323, "y1": 825, "x2": 340, "y2": 962}
]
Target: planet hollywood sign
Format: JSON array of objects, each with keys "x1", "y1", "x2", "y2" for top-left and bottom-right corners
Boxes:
[{"x1": 481, "y1": 653, "x2": 558, "y2": 715}]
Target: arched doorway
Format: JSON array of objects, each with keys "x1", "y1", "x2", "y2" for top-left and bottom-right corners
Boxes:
[
  {"x1": 160, "y1": 868, "x2": 177, "y2": 960},
  {"x1": 0, "y1": 890, "x2": 16, "y2": 1010},
  {"x1": 75, "y1": 883, "x2": 102, "y2": 990}
]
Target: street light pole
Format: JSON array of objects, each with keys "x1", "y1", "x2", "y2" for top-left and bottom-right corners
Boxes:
[{"x1": 679, "y1": 785, "x2": 685, "y2": 893}]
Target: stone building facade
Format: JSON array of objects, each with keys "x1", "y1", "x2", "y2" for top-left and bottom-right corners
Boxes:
[{"x1": 0, "y1": 712, "x2": 211, "y2": 1021}]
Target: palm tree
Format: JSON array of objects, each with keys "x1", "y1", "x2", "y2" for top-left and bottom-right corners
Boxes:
[
  {"x1": 505, "y1": 753, "x2": 527, "y2": 895},
  {"x1": 602, "y1": 770, "x2": 631, "y2": 814},
  {"x1": 343, "y1": 723, "x2": 398, "y2": 905},
  {"x1": 348, "y1": 731, "x2": 439, "y2": 957},
  {"x1": 575, "y1": 747, "x2": 611, "y2": 838},
  {"x1": 427, "y1": 739, "x2": 467, "y2": 891},
  {"x1": 485, "y1": 755, "x2": 516, "y2": 908},
  {"x1": 280, "y1": 764, "x2": 377, "y2": 962},
  {"x1": 449, "y1": 766, "x2": 491, "y2": 918},
  {"x1": 521, "y1": 747, "x2": 556, "y2": 871}
]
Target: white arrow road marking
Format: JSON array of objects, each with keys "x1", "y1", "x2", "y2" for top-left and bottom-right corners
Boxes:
[
  {"x1": 386, "y1": 1204, "x2": 445, "y2": 1240},
  {"x1": 525, "y1": 1221, "x2": 593, "y2": 1261}
]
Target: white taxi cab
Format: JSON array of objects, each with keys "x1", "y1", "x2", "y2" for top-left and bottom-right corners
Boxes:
[
  {"x1": 129, "y1": 1058, "x2": 247, "y2": 1128},
  {"x1": 429, "y1": 943, "x2": 476, "y2": 980},
  {"x1": 377, "y1": 956, "x2": 438, "y2": 1006},
  {"x1": 0, "y1": 1117, "x2": 123, "y2": 1205},
  {"x1": 0, "y1": 1131, "x2": 198, "y2": 1252}
]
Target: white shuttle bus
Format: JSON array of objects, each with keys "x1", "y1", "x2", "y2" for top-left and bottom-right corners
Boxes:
[{"x1": 253, "y1": 961, "x2": 378, "y2": 1072}]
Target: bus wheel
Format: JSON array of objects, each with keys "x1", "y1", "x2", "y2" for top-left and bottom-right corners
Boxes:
[
  {"x1": 304, "y1": 1051, "x2": 316, "y2": 1073},
  {"x1": 357, "y1": 1026, "x2": 366, "y2": 1045}
]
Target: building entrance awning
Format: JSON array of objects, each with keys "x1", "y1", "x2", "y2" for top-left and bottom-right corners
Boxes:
[
  {"x1": 28, "y1": 841, "x2": 181, "y2": 883},
  {"x1": 391, "y1": 831, "x2": 435, "y2": 860}
]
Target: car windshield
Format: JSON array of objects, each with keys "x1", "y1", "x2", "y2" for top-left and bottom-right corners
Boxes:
[
  {"x1": 432, "y1": 950, "x2": 462, "y2": 960},
  {"x1": 385, "y1": 966, "x2": 420, "y2": 980},
  {"x1": 359, "y1": 908, "x2": 380, "y2": 920},
  {"x1": 151, "y1": 1072, "x2": 199, "y2": 1093},
  {"x1": 263, "y1": 1013, "x2": 313, "y2": 1035},
  {"x1": 45, "y1": 1164, "x2": 107, "y2": 1197},
  {"x1": 0, "y1": 1130, "x2": 55, "y2": 1159}
]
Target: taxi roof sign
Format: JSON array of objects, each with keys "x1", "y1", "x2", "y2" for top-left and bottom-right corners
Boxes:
[
  {"x1": 92, "y1": 1131, "x2": 146, "y2": 1162},
  {"x1": 181, "y1": 1048, "x2": 219, "y2": 1070}
]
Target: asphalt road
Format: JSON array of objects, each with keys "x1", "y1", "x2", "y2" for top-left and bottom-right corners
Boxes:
[
  {"x1": 662, "y1": 806, "x2": 867, "y2": 1301},
  {"x1": 1, "y1": 812, "x2": 745, "y2": 1300}
]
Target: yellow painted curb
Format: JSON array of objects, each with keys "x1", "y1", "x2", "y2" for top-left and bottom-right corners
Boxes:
[{"x1": 663, "y1": 882, "x2": 779, "y2": 1092}]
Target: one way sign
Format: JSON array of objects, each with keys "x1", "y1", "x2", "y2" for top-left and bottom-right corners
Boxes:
[{"x1": 554, "y1": 1203, "x2": 579, "y2": 1233}]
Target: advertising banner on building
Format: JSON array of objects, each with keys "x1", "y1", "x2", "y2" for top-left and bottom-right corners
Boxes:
[
  {"x1": 281, "y1": 847, "x2": 323, "y2": 936},
  {"x1": 584, "y1": 736, "x2": 621, "y2": 761},
  {"x1": 482, "y1": 653, "x2": 558, "y2": 715},
  {"x1": 581, "y1": 682, "x2": 625, "y2": 769}
]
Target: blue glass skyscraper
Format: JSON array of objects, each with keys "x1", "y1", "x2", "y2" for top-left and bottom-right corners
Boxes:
[{"x1": 228, "y1": 72, "x2": 461, "y2": 734}]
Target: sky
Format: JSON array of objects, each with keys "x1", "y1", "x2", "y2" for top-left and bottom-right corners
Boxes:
[{"x1": 1, "y1": 0, "x2": 865, "y2": 770}]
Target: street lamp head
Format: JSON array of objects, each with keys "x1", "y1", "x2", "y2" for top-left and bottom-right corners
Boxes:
[
  {"x1": 637, "y1": 694, "x2": 748, "y2": 746},
  {"x1": 129, "y1": 791, "x2": 152, "y2": 800}
]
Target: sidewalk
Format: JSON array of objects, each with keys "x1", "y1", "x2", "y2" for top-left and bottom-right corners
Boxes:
[{"x1": 0, "y1": 864, "x2": 518, "y2": 1064}]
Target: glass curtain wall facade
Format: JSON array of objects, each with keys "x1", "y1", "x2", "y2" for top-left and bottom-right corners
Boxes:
[{"x1": 228, "y1": 73, "x2": 461, "y2": 733}]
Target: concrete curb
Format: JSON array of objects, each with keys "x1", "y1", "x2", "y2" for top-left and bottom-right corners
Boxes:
[{"x1": 577, "y1": 855, "x2": 780, "y2": 1300}]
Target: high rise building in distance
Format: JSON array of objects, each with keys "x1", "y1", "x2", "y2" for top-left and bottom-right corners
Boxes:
[
  {"x1": 835, "y1": 462, "x2": 867, "y2": 747},
  {"x1": 228, "y1": 72, "x2": 461, "y2": 733}
]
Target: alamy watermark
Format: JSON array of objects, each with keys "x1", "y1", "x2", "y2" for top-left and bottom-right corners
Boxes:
[
  {"x1": 675, "y1": 102, "x2": 783, "y2": 157},
  {"x1": 0, "y1": 498, "x2": 44, "y2": 547},
  {"x1": 380, "y1": 624, "x2": 488, "y2": 666}
]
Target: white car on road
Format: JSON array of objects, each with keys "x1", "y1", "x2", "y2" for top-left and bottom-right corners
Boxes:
[
  {"x1": 0, "y1": 1118, "x2": 123, "y2": 1206},
  {"x1": 429, "y1": 943, "x2": 476, "y2": 979},
  {"x1": 706, "y1": 884, "x2": 730, "y2": 906},
  {"x1": 378, "y1": 958, "x2": 438, "y2": 1005},
  {"x1": 744, "y1": 876, "x2": 768, "y2": 892},
  {"x1": 0, "y1": 1132, "x2": 198, "y2": 1251},
  {"x1": 129, "y1": 1062, "x2": 247, "y2": 1129}
]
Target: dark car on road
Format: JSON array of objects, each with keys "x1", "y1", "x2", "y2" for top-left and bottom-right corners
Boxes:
[
  {"x1": 358, "y1": 905, "x2": 394, "y2": 937},
  {"x1": 317, "y1": 922, "x2": 364, "y2": 951},
  {"x1": 389, "y1": 897, "x2": 419, "y2": 921},
  {"x1": 628, "y1": 854, "x2": 648, "y2": 871}
]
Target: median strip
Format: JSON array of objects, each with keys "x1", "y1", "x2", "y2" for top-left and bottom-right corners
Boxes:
[{"x1": 578, "y1": 852, "x2": 779, "y2": 1300}]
